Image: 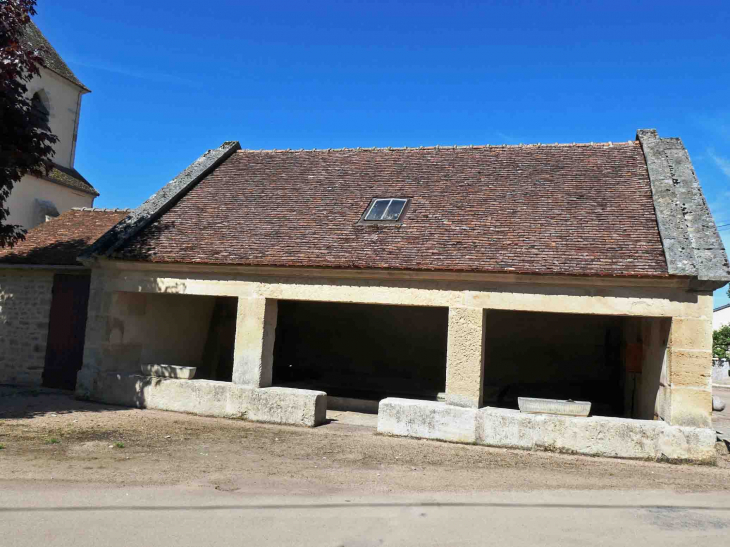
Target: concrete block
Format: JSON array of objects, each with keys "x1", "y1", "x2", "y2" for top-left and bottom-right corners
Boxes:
[
  {"x1": 377, "y1": 398, "x2": 477, "y2": 444},
  {"x1": 75, "y1": 371, "x2": 326, "y2": 427},
  {"x1": 241, "y1": 386, "x2": 327, "y2": 427},
  {"x1": 476, "y1": 406, "x2": 716, "y2": 463},
  {"x1": 375, "y1": 398, "x2": 716, "y2": 463}
]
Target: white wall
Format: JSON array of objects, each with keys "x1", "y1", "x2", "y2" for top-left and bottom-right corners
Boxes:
[
  {"x1": 26, "y1": 66, "x2": 85, "y2": 169},
  {"x1": 5, "y1": 174, "x2": 94, "y2": 230},
  {"x1": 715, "y1": 306, "x2": 730, "y2": 331}
]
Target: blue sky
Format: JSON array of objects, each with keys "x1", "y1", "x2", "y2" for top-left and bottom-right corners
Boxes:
[{"x1": 34, "y1": 0, "x2": 729, "y2": 305}]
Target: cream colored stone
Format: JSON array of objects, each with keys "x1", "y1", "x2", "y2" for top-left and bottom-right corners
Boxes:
[
  {"x1": 76, "y1": 372, "x2": 326, "y2": 427},
  {"x1": 232, "y1": 297, "x2": 277, "y2": 387},
  {"x1": 668, "y1": 317, "x2": 713, "y2": 351},
  {"x1": 668, "y1": 348, "x2": 712, "y2": 388},
  {"x1": 378, "y1": 398, "x2": 478, "y2": 443},
  {"x1": 378, "y1": 399, "x2": 716, "y2": 463},
  {"x1": 77, "y1": 261, "x2": 717, "y2": 437},
  {"x1": 666, "y1": 387, "x2": 712, "y2": 429},
  {"x1": 445, "y1": 307, "x2": 485, "y2": 408},
  {"x1": 97, "y1": 265, "x2": 712, "y2": 319}
]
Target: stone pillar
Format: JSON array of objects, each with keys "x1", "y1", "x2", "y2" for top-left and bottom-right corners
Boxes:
[
  {"x1": 445, "y1": 307, "x2": 486, "y2": 408},
  {"x1": 232, "y1": 297, "x2": 277, "y2": 387},
  {"x1": 77, "y1": 287, "x2": 146, "y2": 398},
  {"x1": 662, "y1": 314, "x2": 713, "y2": 428}
]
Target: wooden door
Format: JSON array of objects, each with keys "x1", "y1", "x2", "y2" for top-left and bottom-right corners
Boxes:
[{"x1": 42, "y1": 273, "x2": 91, "y2": 390}]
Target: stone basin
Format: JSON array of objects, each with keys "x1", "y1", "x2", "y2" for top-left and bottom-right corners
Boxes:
[
  {"x1": 518, "y1": 397, "x2": 591, "y2": 417},
  {"x1": 140, "y1": 364, "x2": 197, "y2": 379}
]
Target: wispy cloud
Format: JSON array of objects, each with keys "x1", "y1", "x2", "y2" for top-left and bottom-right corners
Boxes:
[
  {"x1": 708, "y1": 148, "x2": 730, "y2": 179},
  {"x1": 67, "y1": 58, "x2": 201, "y2": 88},
  {"x1": 495, "y1": 131, "x2": 520, "y2": 145},
  {"x1": 692, "y1": 112, "x2": 730, "y2": 142}
]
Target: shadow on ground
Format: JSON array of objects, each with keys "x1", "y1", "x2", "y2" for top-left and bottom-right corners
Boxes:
[{"x1": 0, "y1": 385, "x2": 128, "y2": 420}]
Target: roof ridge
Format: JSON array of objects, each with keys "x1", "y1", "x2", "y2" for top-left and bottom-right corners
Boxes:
[
  {"x1": 237, "y1": 141, "x2": 637, "y2": 153},
  {"x1": 72, "y1": 207, "x2": 131, "y2": 213},
  {"x1": 24, "y1": 20, "x2": 89, "y2": 92}
]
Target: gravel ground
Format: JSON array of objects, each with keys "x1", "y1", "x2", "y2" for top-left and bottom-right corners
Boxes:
[{"x1": 1, "y1": 385, "x2": 729, "y2": 495}]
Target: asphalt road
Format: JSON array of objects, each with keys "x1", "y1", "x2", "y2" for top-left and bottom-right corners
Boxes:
[{"x1": 2, "y1": 482, "x2": 730, "y2": 546}]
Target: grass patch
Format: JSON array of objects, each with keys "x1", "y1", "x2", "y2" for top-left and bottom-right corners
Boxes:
[
  {"x1": 46, "y1": 438, "x2": 60, "y2": 444},
  {"x1": 114, "y1": 442, "x2": 125, "y2": 449},
  {"x1": 0, "y1": 444, "x2": 5, "y2": 450}
]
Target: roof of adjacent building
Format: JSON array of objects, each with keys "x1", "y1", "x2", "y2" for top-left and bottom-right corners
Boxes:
[
  {"x1": 0, "y1": 208, "x2": 129, "y2": 266},
  {"x1": 22, "y1": 21, "x2": 89, "y2": 91},
  {"x1": 716, "y1": 303, "x2": 730, "y2": 313},
  {"x1": 43, "y1": 163, "x2": 99, "y2": 196},
  {"x1": 84, "y1": 132, "x2": 730, "y2": 284}
]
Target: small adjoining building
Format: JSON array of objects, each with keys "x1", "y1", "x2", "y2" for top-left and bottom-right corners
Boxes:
[
  {"x1": 75, "y1": 130, "x2": 730, "y2": 462},
  {"x1": 714, "y1": 303, "x2": 730, "y2": 332},
  {"x1": 0, "y1": 208, "x2": 129, "y2": 389}
]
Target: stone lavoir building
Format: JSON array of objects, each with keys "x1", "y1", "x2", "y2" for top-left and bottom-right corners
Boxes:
[{"x1": 75, "y1": 130, "x2": 729, "y2": 462}]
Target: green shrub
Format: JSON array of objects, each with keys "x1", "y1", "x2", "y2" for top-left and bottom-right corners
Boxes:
[{"x1": 714, "y1": 325, "x2": 730, "y2": 360}]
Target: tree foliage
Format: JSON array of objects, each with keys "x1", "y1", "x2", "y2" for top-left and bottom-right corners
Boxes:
[
  {"x1": 714, "y1": 324, "x2": 730, "y2": 360},
  {"x1": 0, "y1": 0, "x2": 57, "y2": 247}
]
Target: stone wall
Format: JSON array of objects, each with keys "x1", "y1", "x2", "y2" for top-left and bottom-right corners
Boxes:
[
  {"x1": 0, "y1": 269, "x2": 54, "y2": 385},
  {"x1": 714, "y1": 360, "x2": 730, "y2": 385},
  {"x1": 101, "y1": 292, "x2": 218, "y2": 375}
]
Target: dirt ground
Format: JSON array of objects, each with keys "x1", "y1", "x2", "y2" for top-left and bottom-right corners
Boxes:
[{"x1": 1, "y1": 385, "x2": 729, "y2": 495}]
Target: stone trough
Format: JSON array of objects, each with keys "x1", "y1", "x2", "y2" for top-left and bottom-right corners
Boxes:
[{"x1": 377, "y1": 398, "x2": 717, "y2": 464}]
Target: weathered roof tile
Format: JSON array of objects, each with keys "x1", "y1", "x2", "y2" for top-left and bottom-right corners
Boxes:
[
  {"x1": 115, "y1": 141, "x2": 670, "y2": 277},
  {"x1": 0, "y1": 209, "x2": 129, "y2": 266}
]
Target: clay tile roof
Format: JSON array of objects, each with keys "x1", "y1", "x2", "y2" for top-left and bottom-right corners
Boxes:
[
  {"x1": 0, "y1": 209, "x2": 130, "y2": 266},
  {"x1": 22, "y1": 21, "x2": 89, "y2": 92},
  {"x1": 116, "y1": 141, "x2": 670, "y2": 277}
]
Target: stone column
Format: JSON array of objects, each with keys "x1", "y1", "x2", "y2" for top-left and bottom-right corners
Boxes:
[
  {"x1": 232, "y1": 297, "x2": 278, "y2": 387},
  {"x1": 76, "y1": 286, "x2": 146, "y2": 398},
  {"x1": 445, "y1": 307, "x2": 486, "y2": 408},
  {"x1": 662, "y1": 314, "x2": 713, "y2": 428}
]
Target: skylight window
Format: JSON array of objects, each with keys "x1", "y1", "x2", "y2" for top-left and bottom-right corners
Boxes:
[{"x1": 363, "y1": 198, "x2": 408, "y2": 222}]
